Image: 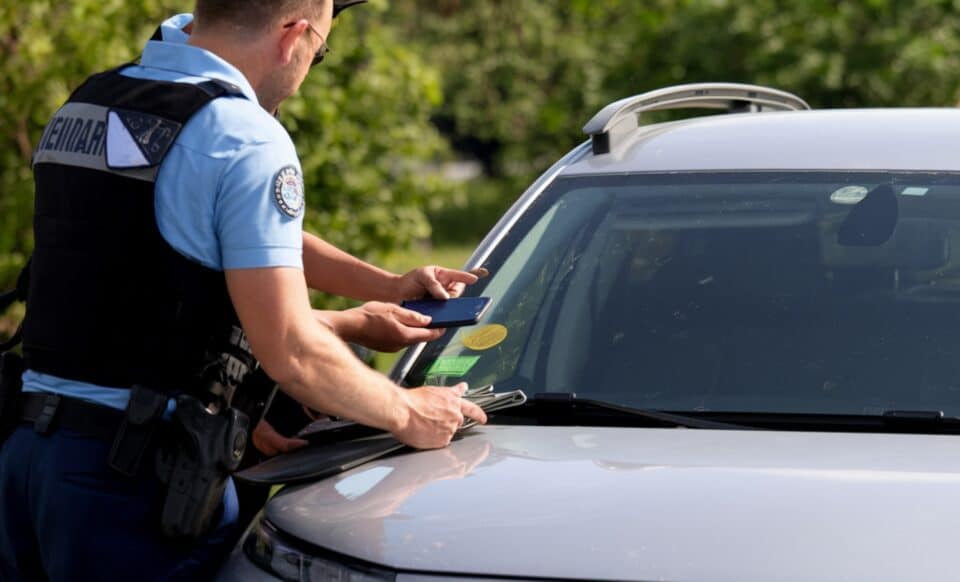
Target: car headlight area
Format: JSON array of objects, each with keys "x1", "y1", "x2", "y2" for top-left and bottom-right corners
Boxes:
[{"x1": 244, "y1": 518, "x2": 396, "y2": 582}]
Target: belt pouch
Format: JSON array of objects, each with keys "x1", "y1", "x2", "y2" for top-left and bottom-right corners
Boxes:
[
  {"x1": 0, "y1": 352, "x2": 25, "y2": 444},
  {"x1": 109, "y1": 384, "x2": 168, "y2": 477}
]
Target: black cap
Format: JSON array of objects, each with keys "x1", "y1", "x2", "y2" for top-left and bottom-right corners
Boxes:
[{"x1": 333, "y1": 0, "x2": 367, "y2": 17}]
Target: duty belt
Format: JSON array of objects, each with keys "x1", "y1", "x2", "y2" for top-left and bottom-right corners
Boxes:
[{"x1": 20, "y1": 392, "x2": 123, "y2": 440}]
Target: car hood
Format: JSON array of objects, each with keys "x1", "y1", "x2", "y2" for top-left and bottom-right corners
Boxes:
[{"x1": 265, "y1": 425, "x2": 960, "y2": 581}]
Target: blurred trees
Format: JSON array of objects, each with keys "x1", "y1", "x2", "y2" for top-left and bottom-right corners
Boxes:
[
  {"x1": 0, "y1": 0, "x2": 455, "y2": 326},
  {"x1": 278, "y1": 1, "x2": 456, "y2": 264},
  {"x1": 4, "y1": 0, "x2": 960, "y2": 330},
  {"x1": 398, "y1": 0, "x2": 960, "y2": 240},
  {"x1": 0, "y1": 1, "x2": 183, "y2": 285}
]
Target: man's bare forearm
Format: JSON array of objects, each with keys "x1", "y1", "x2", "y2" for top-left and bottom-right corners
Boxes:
[
  {"x1": 277, "y1": 316, "x2": 411, "y2": 432},
  {"x1": 226, "y1": 267, "x2": 409, "y2": 431},
  {"x1": 302, "y1": 231, "x2": 400, "y2": 301}
]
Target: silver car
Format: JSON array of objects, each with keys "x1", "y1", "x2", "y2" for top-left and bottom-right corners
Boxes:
[{"x1": 218, "y1": 84, "x2": 960, "y2": 581}]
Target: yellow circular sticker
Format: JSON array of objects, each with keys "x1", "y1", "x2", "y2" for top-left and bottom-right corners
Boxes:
[{"x1": 462, "y1": 324, "x2": 508, "y2": 351}]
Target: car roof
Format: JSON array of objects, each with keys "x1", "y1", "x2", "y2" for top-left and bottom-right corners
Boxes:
[{"x1": 564, "y1": 87, "x2": 960, "y2": 176}]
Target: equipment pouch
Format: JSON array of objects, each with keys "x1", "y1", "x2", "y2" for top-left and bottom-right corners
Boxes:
[
  {"x1": 231, "y1": 367, "x2": 277, "y2": 430},
  {"x1": 0, "y1": 352, "x2": 25, "y2": 445},
  {"x1": 157, "y1": 394, "x2": 249, "y2": 540},
  {"x1": 109, "y1": 384, "x2": 168, "y2": 477}
]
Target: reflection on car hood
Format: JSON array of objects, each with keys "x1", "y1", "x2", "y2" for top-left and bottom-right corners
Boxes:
[{"x1": 266, "y1": 425, "x2": 960, "y2": 582}]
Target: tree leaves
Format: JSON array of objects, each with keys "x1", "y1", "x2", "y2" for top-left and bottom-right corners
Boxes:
[
  {"x1": 0, "y1": 0, "x2": 456, "y2": 293},
  {"x1": 4, "y1": 0, "x2": 960, "y2": 295}
]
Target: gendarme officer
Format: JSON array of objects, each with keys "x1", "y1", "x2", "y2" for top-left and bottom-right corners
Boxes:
[{"x1": 0, "y1": 1, "x2": 486, "y2": 579}]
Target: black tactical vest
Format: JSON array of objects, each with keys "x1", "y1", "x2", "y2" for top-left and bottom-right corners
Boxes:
[{"x1": 22, "y1": 67, "x2": 248, "y2": 393}]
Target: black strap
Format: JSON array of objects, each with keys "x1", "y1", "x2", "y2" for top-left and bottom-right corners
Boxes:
[
  {"x1": 0, "y1": 290, "x2": 16, "y2": 315},
  {"x1": 0, "y1": 327, "x2": 22, "y2": 353},
  {"x1": 0, "y1": 258, "x2": 29, "y2": 351},
  {"x1": 0, "y1": 258, "x2": 29, "y2": 314},
  {"x1": 21, "y1": 392, "x2": 123, "y2": 440},
  {"x1": 16, "y1": 259, "x2": 29, "y2": 298},
  {"x1": 195, "y1": 78, "x2": 243, "y2": 98}
]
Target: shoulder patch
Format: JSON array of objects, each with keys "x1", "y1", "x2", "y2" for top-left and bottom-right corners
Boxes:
[{"x1": 273, "y1": 166, "x2": 305, "y2": 218}]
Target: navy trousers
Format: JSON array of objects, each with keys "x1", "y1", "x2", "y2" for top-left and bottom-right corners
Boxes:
[{"x1": 0, "y1": 424, "x2": 240, "y2": 581}]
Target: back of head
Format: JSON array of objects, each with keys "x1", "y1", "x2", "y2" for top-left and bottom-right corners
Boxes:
[{"x1": 195, "y1": 0, "x2": 327, "y2": 32}]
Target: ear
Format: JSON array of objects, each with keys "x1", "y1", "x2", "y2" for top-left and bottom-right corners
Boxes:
[{"x1": 278, "y1": 20, "x2": 308, "y2": 65}]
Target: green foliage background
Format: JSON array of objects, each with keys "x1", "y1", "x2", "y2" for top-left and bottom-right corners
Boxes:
[
  {"x1": 403, "y1": 0, "x2": 960, "y2": 239},
  {"x1": 4, "y1": 0, "x2": 960, "y2": 335}
]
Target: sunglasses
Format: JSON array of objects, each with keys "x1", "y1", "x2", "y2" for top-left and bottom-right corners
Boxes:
[{"x1": 283, "y1": 21, "x2": 330, "y2": 66}]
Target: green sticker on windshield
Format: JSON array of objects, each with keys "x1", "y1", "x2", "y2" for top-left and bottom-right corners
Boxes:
[{"x1": 426, "y1": 356, "x2": 480, "y2": 377}]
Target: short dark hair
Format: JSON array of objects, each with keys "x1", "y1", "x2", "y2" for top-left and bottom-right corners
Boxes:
[{"x1": 195, "y1": 0, "x2": 326, "y2": 31}]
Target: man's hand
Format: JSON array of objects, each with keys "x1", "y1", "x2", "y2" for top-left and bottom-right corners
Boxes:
[
  {"x1": 316, "y1": 302, "x2": 445, "y2": 352},
  {"x1": 392, "y1": 383, "x2": 487, "y2": 449},
  {"x1": 394, "y1": 266, "x2": 480, "y2": 301},
  {"x1": 252, "y1": 420, "x2": 309, "y2": 457}
]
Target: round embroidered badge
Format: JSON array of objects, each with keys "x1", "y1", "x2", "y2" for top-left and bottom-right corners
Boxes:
[{"x1": 273, "y1": 166, "x2": 305, "y2": 218}]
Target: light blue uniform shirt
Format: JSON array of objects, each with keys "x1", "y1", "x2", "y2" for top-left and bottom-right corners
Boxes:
[
  {"x1": 158, "y1": 13, "x2": 193, "y2": 44},
  {"x1": 24, "y1": 28, "x2": 306, "y2": 410}
]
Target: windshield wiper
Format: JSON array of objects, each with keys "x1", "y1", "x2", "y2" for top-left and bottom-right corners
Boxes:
[
  {"x1": 880, "y1": 410, "x2": 960, "y2": 431},
  {"x1": 667, "y1": 409, "x2": 960, "y2": 434},
  {"x1": 502, "y1": 392, "x2": 751, "y2": 430}
]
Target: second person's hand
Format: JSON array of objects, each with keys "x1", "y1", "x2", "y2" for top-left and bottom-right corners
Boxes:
[
  {"x1": 314, "y1": 302, "x2": 445, "y2": 352},
  {"x1": 394, "y1": 266, "x2": 479, "y2": 301},
  {"x1": 251, "y1": 419, "x2": 309, "y2": 457}
]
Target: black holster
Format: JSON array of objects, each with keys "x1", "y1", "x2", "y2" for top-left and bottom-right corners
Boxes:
[
  {"x1": 156, "y1": 394, "x2": 249, "y2": 540},
  {"x1": 0, "y1": 352, "x2": 25, "y2": 445}
]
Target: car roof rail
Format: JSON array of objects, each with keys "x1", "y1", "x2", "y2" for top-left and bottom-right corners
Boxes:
[{"x1": 583, "y1": 83, "x2": 811, "y2": 155}]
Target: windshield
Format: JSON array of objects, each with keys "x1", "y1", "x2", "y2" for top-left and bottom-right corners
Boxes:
[{"x1": 403, "y1": 172, "x2": 960, "y2": 418}]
